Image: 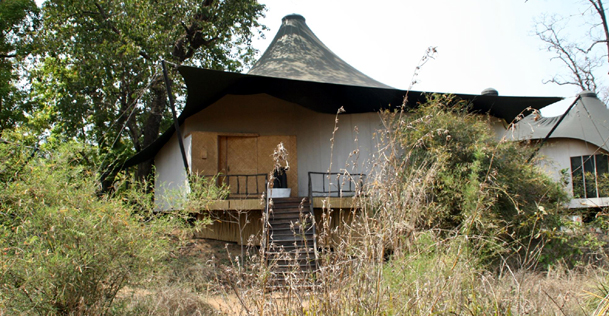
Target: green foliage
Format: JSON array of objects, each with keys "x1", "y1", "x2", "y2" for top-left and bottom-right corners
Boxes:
[
  {"x1": 0, "y1": 0, "x2": 40, "y2": 131},
  {"x1": 184, "y1": 173, "x2": 229, "y2": 213},
  {"x1": 29, "y1": 0, "x2": 266, "y2": 182},
  {"x1": 540, "y1": 212, "x2": 609, "y2": 268},
  {"x1": 390, "y1": 95, "x2": 568, "y2": 262},
  {"x1": 0, "y1": 136, "x2": 191, "y2": 315}
]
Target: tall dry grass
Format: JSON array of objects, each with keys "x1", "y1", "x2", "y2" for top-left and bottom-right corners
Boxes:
[
  {"x1": 108, "y1": 89, "x2": 609, "y2": 315},
  {"x1": 211, "y1": 95, "x2": 609, "y2": 316}
]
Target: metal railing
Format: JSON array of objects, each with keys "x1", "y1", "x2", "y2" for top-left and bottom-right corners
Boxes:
[
  {"x1": 307, "y1": 172, "x2": 366, "y2": 198},
  {"x1": 306, "y1": 172, "x2": 365, "y2": 267},
  {"x1": 217, "y1": 173, "x2": 268, "y2": 199}
]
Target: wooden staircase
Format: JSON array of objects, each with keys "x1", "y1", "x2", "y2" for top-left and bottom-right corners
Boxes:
[{"x1": 265, "y1": 197, "x2": 318, "y2": 288}]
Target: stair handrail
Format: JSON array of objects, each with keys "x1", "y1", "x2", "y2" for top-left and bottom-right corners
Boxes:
[
  {"x1": 261, "y1": 180, "x2": 270, "y2": 261},
  {"x1": 308, "y1": 172, "x2": 319, "y2": 269}
]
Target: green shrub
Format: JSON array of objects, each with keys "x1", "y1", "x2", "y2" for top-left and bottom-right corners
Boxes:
[
  {"x1": 377, "y1": 95, "x2": 569, "y2": 264},
  {"x1": 0, "y1": 140, "x2": 183, "y2": 315}
]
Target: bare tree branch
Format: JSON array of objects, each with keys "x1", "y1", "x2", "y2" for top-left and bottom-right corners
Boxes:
[
  {"x1": 587, "y1": 0, "x2": 609, "y2": 73},
  {"x1": 535, "y1": 5, "x2": 607, "y2": 95},
  {"x1": 585, "y1": 40, "x2": 608, "y2": 53},
  {"x1": 537, "y1": 20, "x2": 596, "y2": 91}
]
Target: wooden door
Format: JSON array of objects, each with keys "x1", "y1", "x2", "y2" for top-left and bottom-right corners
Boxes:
[{"x1": 218, "y1": 136, "x2": 259, "y2": 197}]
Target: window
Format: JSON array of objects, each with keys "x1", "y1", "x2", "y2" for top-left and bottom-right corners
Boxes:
[{"x1": 571, "y1": 154, "x2": 609, "y2": 198}]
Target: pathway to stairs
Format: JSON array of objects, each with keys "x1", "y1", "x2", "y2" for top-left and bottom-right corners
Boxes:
[{"x1": 265, "y1": 197, "x2": 318, "y2": 288}]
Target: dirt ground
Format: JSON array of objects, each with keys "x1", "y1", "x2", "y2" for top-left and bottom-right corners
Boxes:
[
  {"x1": 176, "y1": 238, "x2": 256, "y2": 315},
  {"x1": 118, "y1": 237, "x2": 251, "y2": 315}
]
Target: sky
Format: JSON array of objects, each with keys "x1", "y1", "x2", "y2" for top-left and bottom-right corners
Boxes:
[{"x1": 249, "y1": 0, "x2": 606, "y2": 116}]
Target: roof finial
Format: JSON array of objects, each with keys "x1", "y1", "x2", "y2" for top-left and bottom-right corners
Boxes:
[
  {"x1": 282, "y1": 14, "x2": 306, "y2": 24},
  {"x1": 578, "y1": 90, "x2": 597, "y2": 98},
  {"x1": 481, "y1": 87, "x2": 499, "y2": 96}
]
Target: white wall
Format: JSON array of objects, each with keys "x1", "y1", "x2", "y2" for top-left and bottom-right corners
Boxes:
[
  {"x1": 154, "y1": 132, "x2": 191, "y2": 210},
  {"x1": 534, "y1": 138, "x2": 609, "y2": 208},
  {"x1": 491, "y1": 119, "x2": 609, "y2": 209}
]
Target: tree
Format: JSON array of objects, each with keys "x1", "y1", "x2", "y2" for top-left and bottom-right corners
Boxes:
[
  {"x1": 535, "y1": 0, "x2": 609, "y2": 99},
  {"x1": 0, "y1": 0, "x2": 39, "y2": 131},
  {"x1": 32, "y1": 0, "x2": 265, "y2": 186}
]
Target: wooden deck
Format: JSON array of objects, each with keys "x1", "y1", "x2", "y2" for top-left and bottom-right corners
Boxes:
[
  {"x1": 195, "y1": 196, "x2": 360, "y2": 245},
  {"x1": 204, "y1": 196, "x2": 359, "y2": 211}
]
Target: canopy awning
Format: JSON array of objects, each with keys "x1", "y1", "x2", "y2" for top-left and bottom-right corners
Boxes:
[
  {"x1": 123, "y1": 13, "x2": 563, "y2": 168},
  {"x1": 123, "y1": 65, "x2": 562, "y2": 168},
  {"x1": 509, "y1": 91, "x2": 609, "y2": 151}
]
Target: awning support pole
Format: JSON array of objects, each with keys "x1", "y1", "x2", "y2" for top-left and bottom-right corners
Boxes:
[
  {"x1": 162, "y1": 60, "x2": 190, "y2": 175},
  {"x1": 526, "y1": 95, "x2": 581, "y2": 163}
]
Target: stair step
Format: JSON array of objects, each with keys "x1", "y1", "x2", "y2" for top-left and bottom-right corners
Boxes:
[
  {"x1": 270, "y1": 244, "x2": 314, "y2": 251},
  {"x1": 268, "y1": 218, "x2": 314, "y2": 225},
  {"x1": 270, "y1": 197, "x2": 309, "y2": 203},
  {"x1": 270, "y1": 232, "x2": 315, "y2": 241},
  {"x1": 268, "y1": 259, "x2": 317, "y2": 266},
  {"x1": 269, "y1": 228, "x2": 314, "y2": 235},
  {"x1": 266, "y1": 245, "x2": 316, "y2": 251},
  {"x1": 267, "y1": 248, "x2": 316, "y2": 255},
  {"x1": 265, "y1": 283, "x2": 321, "y2": 290},
  {"x1": 269, "y1": 230, "x2": 314, "y2": 236},
  {"x1": 264, "y1": 197, "x2": 318, "y2": 289},
  {"x1": 268, "y1": 218, "x2": 313, "y2": 224},
  {"x1": 269, "y1": 266, "x2": 317, "y2": 273},
  {"x1": 267, "y1": 274, "x2": 317, "y2": 283},
  {"x1": 270, "y1": 206, "x2": 309, "y2": 211},
  {"x1": 269, "y1": 213, "x2": 312, "y2": 220},
  {"x1": 269, "y1": 217, "x2": 313, "y2": 223},
  {"x1": 267, "y1": 258, "x2": 317, "y2": 265},
  {"x1": 271, "y1": 241, "x2": 315, "y2": 247},
  {"x1": 271, "y1": 207, "x2": 311, "y2": 214},
  {"x1": 268, "y1": 226, "x2": 313, "y2": 233},
  {"x1": 269, "y1": 238, "x2": 314, "y2": 244},
  {"x1": 268, "y1": 270, "x2": 316, "y2": 278},
  {"x1": 266, "y1": 256, "x2": 317, "y2": 264},
  {"x1": 270, "y1": 235, "x2": 314, "y2": 242},
  {"x1": 269, "y1": 229, "x2": 313, "y2": 235},
  {"x1": 270, "y1": 238, "x2": 315, "y2": 243},
  {"x1": 268, "y1": 225, "x2": 313, "y2": 230},
  {"x1": 273, "y1": 199, "x2": 311, "y2": 208}
]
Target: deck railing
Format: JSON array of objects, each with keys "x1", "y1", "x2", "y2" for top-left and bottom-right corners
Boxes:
[
  {"x1": 217, "y1": 173, "x2": 268, "y2": 199},
  {"x1": 306, "y1": 172, "x2": 366, "y2": 266},
  {"x1": 307, "y1": 172, "x2": 366, "y2": 198}
]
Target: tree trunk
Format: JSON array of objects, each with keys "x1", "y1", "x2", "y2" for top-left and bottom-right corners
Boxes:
[{"x1": 135, "y1": 78, "x2": 167, "y2": 185}]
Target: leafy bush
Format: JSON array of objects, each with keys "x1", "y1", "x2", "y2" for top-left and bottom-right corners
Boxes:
[
  {"x1": 0, "y1": 139, "x2": 183, "y2": 315},
  {"x1": 369, "y1": 95, "x2": 568, "y2": 264}
]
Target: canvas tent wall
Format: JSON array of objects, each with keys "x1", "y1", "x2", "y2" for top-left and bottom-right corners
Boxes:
[
  {"x1": 509, "y1": 91, "x2": 609, "y2": 208},
  {"x1": 155, "y1": 94, "x2": 382, "y2": 208}
]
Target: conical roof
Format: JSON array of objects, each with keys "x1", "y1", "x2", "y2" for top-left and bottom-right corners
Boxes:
[
  {"x1": 509, "y1": 91, "x2": 609, "y2": 151},
  {"x1": 248, "y1": 14, "x2": 391, "y2": 88}
]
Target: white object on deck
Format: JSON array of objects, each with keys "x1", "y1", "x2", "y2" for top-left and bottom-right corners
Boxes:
[{"x1": 268, "y1": 188, "x2": 291, "y2": 198}]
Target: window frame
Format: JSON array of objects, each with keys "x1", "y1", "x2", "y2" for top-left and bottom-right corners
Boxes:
[{"x1": 571, "y1": 154, "x2": 609, "y2": 199}]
